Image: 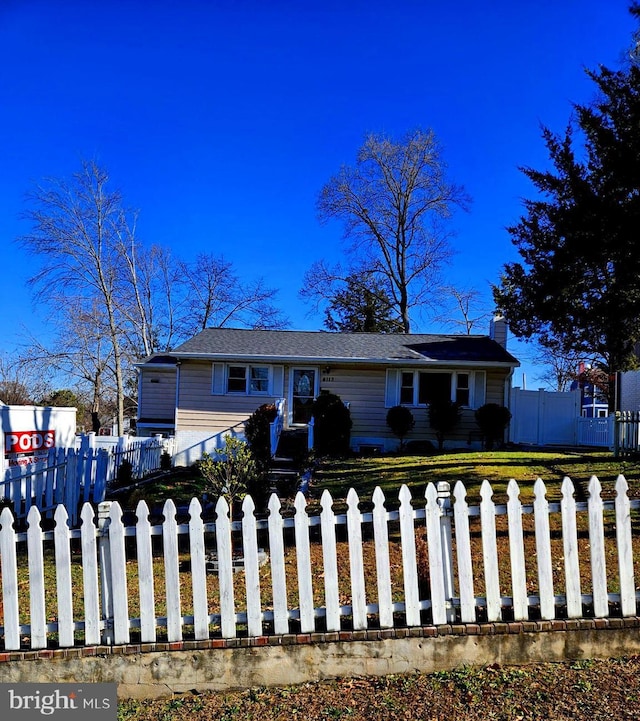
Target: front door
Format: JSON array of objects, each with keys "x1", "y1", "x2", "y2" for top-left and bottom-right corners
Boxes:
[{"x1": 291, "y1": 368, "x2": 317, "y2": 425}]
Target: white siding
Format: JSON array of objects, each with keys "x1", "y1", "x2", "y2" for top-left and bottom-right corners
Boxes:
[{"x1": 175, "y1": 360, "x2": 513, "y2": 453}]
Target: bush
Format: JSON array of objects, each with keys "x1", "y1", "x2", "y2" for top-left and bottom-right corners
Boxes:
[
  {"x1": 116, "y1": 458, "x2": 133, "y2": 486},
  {"x1": 311, "y1": 392, "x2": 352, "y2": 457},
  {"x1": 160, "y1": 450, "x2": 172, "y2": 471},
  {"x1": 428, "y1": 399, "x2": 462, "y2": 451},
  {"x1": 386, "y1": 405, "x2": 415, "y2": 450},
  {"x1": 244, "y1": 403, "x2": 278, "y2": 470},
  {"x1": 475, "y1": 403, "x2": 512, "y2": 450},
  {"x1": 197, "y1": 436, "x2": 261, "y2": 510}
]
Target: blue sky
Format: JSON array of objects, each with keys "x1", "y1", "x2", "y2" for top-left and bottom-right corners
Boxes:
[{"x1": 0, "y1": 0, "x2": 637, "y2": 387}]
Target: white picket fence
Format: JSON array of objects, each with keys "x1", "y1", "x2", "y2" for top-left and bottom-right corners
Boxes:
[
  {"x1": 0, "y1": 448, "x2": 110, "y2": 525},
  {"x1": 615, "y1": 411, "x2": 640, "y2": 456},
  {"x1": 77, "y1": 434, "x2": 172, "y2": 480},
  {"x1": 0, "y1": 476, "x2": 638, "y2": 651},
  {"x1": 0, "y1": 437, "x2": 171, "y2": 527}
]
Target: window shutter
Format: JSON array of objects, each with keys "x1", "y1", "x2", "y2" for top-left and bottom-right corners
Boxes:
[
  {"x1": 272, "y1": 365, "x2": 284, "y2": 397},
  {"x1": 474, "y1": 371, "x2": 486, "y2": 408},
  {"x1": 385, "y1": 369, "x2": 400, "y2": 407},
  {"x1": 212, "y1": 363, "x2": 226, "y2": 395}
]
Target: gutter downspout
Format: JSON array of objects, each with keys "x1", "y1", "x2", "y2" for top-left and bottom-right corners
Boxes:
[{"x1": 175, "y1": 361, "x2": 181, "y2": 433}]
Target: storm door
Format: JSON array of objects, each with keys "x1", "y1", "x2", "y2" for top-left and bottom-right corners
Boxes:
[{"x1": 291, "y1": 368, "x2": 317, "y2": 425}]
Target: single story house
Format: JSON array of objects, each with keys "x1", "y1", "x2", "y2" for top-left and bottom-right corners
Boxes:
[{"x1": 136, "y1": 318, "x2": 519, "y2": 465}]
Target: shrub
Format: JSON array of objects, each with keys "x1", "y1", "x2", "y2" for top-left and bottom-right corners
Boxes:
[
  {"x1": 244, "y1": 403, "x2": 278, "y2": 470},
  {"x1": 311, "y1": 392, "x2": 352, "y2": 457},
  {"x1": 386, "y1": 405, "x2": 415, "y2": 451},
  {"x1": 475, "y1": 403, "x2": 512, "y2": 450},
  {"x1": 197, "y1": 436, "x2": 259, "y2": 510},
  {"x1": 116, "y1": 458, "x2": 133, "y2": 486},
  {"x1": 160, "y1": 450, "x2": 172, "y2": 471},
  {"x1": 428, "y1": 399, "x2": 462, "y2": 451}
]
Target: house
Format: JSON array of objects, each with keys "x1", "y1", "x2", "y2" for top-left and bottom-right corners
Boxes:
[{"x1": 136, "y1": 318, "x2": 519, "y2": 465}]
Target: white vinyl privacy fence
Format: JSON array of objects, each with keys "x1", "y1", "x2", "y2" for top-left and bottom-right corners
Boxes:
[{"x1": 0, "y1": 477, "x2": 638, "y2": 651}]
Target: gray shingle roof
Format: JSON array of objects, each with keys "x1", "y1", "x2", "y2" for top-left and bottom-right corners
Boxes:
[{"x1": 166, "y1": 328, "x2": 519, "y2": 366}]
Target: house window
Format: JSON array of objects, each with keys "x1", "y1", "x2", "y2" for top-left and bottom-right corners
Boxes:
[
  {"x1": 418, "y1": 372, "x2": 452, "y2": 405},
  {"x1": 399, "y1": 371, "x2": 475, "y2": 407},
  {"x1": 227, "y1": 366, "x2": 247, "y2": 393},
  {"x1": 250, "y1": 366, "x2": 269, "y2": 393},
  {"x1": 400, "y1": 372, "x2": 414, "y2": 404},
  {"x1": 456, "y1": 373, "x2": 470, "y2": 406},
  {"x1": 226, "y1": 365, "x2": 270, "y2": 394}
]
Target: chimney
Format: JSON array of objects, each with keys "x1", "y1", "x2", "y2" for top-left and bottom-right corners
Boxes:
[{"x1": 489, "y1": 316, "x2": 507, "y2": 348}]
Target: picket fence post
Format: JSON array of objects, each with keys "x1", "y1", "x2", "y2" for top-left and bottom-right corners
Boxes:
[
  {"x1": 136, "y1": 500, "x2": 156, "y2": 643},
  {"x1": 588, "y1": 476, "x2": 608, "y2": 618},
  {"x1": 54, "y1": 505, "x2": 75, "y2": 647},
  {"x1": 372, "y1": 486, "x2": 393, "y2": 628},
  {"x1": 242, "y1": 494, "x2": 262, "y2": 637},
  {"x1": 0, "y1": 505, "x2": 20, "y2": 650},
  {"x1": 294, "y1": 491, "x2": 315, "y2": 633},
  {"x1": 80, "y1": 503, "x2": 101, "y2": 646},
  {"x1": 268, "y1": 493, "x2": 289, "y2": 635},
  {"x1": 507, "y1": 479, "x2": 528, "y2": 621},
  {"x1": 453, "y1": 482, "x2": 475, "y2": 623},
  {"x1": 534, "y1": 478, "x2": 555, "y2": 620},
  {"x1": 436, "y1": 481, "x2": 456, "y2": 623},
  {"x1": 26, "y1": 506, "x2": 46, "y2": 649},
  {"x1": 320, "y1": 489, "x2": 341, "y2": 631},
  {"x1": 215, "y1": 496, "x2": 236, "y2": 638},
  {"x1": 561, "y1": 477, "x2": 582, "y2": 619},
  {"x1": 189, "y1": 497, "x2": 209, "y2": 641},
  {"x1": 399, "y1": 484, "x2": 420, "y2": 627},
  {"x1": 97, "y1": 501, "x2": 114, "y2": 644},
  {"x1": 347, "y1": 488, "x2": 367, "y2": 630},
  {"x1": 109, "y1": 502, "x2": 130, "y2": 645},
  {"x1": 425, "y1": 483, "x2": 446, "y2": 625},
  {"x1": 480, "y1": 480, "x2": 501, "y2": 622},
  {"x1": 163, "y1": 499, "x2": 182, "y2": 642},
  {"x1": 615, "y1": 475, "x2": 636, "y2": 616}
]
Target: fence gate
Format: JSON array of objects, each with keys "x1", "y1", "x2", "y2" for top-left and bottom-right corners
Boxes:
[{"x1": 510, "y1": 388, "x2": 581, "y2": 446}]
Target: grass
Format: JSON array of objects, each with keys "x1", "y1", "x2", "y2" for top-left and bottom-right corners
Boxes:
[
  {"x1": 307, "y1": 449, "x2": 640, "y2": 502},
  {"x1": 115, "y1": 657, "x2": 640, "y2": 720},
  {"x1": 112, "y1": 449, "x2": 640, "y2": 512}
]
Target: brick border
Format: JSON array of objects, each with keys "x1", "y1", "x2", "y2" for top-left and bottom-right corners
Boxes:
[{"x1": 2, "y1": 616, "x2": 639, "y2": 663}]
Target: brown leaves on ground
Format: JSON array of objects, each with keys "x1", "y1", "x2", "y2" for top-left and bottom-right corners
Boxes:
[{"x1": 118, "y1": 656, "x2": 640, "y2": 721}]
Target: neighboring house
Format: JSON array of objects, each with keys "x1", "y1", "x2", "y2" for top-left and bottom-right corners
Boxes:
[
  {"x1": 569, "y1": 363, "x2": 609, "y2": 418},
  {"x1": 136, "y1": 319, "x2": 519, "y2": 465}
]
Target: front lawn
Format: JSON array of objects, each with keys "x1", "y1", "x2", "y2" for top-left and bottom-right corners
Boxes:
[
  {"x1": 110, "y1": 449, "x2": 640, "y2": 511},
  {"x1": 308, "y1": 449, "x2": 640, "y2": 503}
]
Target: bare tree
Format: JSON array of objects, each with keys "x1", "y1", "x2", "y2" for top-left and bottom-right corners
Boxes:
[
  {"x1": 178, "y1": 253, "x2": 288, "y2": 333},
  {"x1": 24, "y1": 300, "x2": 116, "y2": 432},
  {"x1": 313, "y1": 129, "x2": 469, "y2": 332},
  {"x1": 0, "y1": 353, "x2": 52, "y2": 404},
  {"x1": 533, "y1": 344, "x2": 590, "y2": 392},
  {"x1": 19, "y1": 161, "x2": 289, "y2": 428},
  {"x1": 433, "y1": 285, "x2": 493, "y2": 334},
  {"x1": 117, "y1": 240, "x2": 183, "y2": 357},
  {"x1": 20, "y1": 160, "x2": 129, "y2": 433}
]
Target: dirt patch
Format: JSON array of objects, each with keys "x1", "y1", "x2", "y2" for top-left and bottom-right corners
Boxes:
[{"x1": 118, "y1": 656, "x2": 640, "y2": 720}]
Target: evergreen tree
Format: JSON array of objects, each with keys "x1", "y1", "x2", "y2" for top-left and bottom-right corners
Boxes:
[
  {"x1": 494, "y1": 5, "x2": 640, "y2": 383},
  {"x1": 324, "y1": 272, "x2": 402, "y2": 333}
]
